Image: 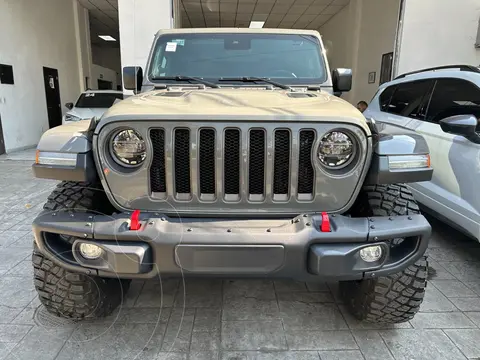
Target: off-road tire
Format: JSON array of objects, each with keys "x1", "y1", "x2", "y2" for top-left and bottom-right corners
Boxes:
[
  {"x1": 34, "y1": 181, "x2": 130, "y2": 319},
  {"x1": 43, "y1": 181, "x2": 115, "y2": 216},
  {"x1": 33, "y1": 248, "x2": 130, "y2": 319},
  {"x1": 340, "y1": 184, "x2": 428, "y2": 323}
]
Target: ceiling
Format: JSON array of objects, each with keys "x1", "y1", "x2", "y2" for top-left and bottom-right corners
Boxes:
[
  {"x1": 181, "y1": 0, "x2": 348, "y2": 29},
  {"x1": 79, "y1": 0, "x2": 348, "y2": 48},
  {"x1": 78, "y1": 0, "x2": 120, "y2": 48}
]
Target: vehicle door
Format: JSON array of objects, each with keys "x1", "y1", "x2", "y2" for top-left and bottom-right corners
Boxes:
[{"x1": 419, "y1": 78, "x2": 480, "y2": 238}]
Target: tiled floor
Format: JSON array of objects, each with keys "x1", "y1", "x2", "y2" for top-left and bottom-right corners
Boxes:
[{"x1": 0, "y1": 155, "x2": 479, "y2": 360}]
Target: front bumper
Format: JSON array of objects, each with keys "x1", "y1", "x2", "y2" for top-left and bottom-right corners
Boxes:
[{"x1": 32, "y1": 212, "x2": 431, "y2": 281}]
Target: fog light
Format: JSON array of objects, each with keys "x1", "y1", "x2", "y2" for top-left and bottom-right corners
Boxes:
[
  {"x1": 359, "y1": 245, "x2": 383, "y2": 262},
  {"x1": 79, "y1": 243, "x2": 104, "y2": 260}
]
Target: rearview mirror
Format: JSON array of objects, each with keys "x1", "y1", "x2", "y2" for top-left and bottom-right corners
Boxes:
[
  {"x1": 123, "y1": 66, "x2": 143, "y2": 92},
  {"x1": 440, "y1": 114, "x2": 480, "y2": 144},
  {"x1": 332, "y1": 68, "x2": 352, "y2": 93},
  {"x1": 65, "y1": 102, "x2": 74, "y2": 110}
]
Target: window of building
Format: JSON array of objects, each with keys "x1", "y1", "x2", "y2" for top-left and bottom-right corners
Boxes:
[
  {"x1": 387, "y1": 80, "x2": 433, "y2": 119},
  {"x1": 426, "y1": 78, "x2": 480, "y2": 123}
]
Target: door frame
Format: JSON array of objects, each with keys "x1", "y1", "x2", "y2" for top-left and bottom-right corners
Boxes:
[
  {"x1": 43, "y1": 67, "x2": 62, "y2": 129},
  {"x1": 0, "y1": 113, "x2": 5, "y2": 155}
]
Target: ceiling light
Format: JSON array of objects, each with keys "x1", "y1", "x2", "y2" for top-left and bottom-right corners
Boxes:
[
  {"x1": 249, "y1": 21, "x2": 265, "y2": 28},
  {"x1": 98, "y1": 35, "x2": 116, "y2": 41}
]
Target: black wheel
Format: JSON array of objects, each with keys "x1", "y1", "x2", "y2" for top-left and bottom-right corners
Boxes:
[
  {"x1": 340, "y1": 184, "x2": 428, "y2": 323},
  {"x1": 33, "y1": 248, "x2": 130, "y2": 319},
  {"x1": 34, "y1": 181, "x2": 130, "y2": 319}
]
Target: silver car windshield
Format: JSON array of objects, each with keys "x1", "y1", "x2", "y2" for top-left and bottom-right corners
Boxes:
[{"x1": 148, "y1": 33, "x2": 327, "y2": 86}]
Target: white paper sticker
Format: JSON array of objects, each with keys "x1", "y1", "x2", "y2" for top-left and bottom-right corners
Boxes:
[{"x1": 165, "y1": 42, "x2": 177, "y2": 52}]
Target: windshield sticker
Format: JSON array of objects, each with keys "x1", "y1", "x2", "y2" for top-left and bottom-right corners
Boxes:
[
  {"x1": 172, "y1": 39, "x2": 185, "y2": 46},
  {"x1": 165, "y1": 42, "x2": 177, "y2": 52}
]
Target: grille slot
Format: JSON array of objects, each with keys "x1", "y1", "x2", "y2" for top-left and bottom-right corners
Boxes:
[
  {"x1": 298, "y1": 130, "x2": 315, "y2": 196},
  {"x1": 174, "y1": 129, "x2": 191, "y2": 195},
  {"x1": 273, "y1": 130, "x2": 290, "y2": 197},
  {"x1": 199, "y1": 129, "x2": 215, "y2": 195},
  {"x1": 224, "y1": 129, "x2": 240, "y2": 196},
  {"x1": 150, "y1": 129, "x2": 166, "y2": 193},
  {"x1": 249, "y1": 129, "x2": 266, "y2": 197}
]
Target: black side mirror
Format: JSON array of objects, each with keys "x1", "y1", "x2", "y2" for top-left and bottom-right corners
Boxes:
[
  {"x1": 332, "y1": 68, "x2": 352, "y2": 93},
  {"x1": 65, "y1": 102, "x2": 74, "y2": 110},
  {"x1": 440, "y1": 114, "x2": 480, "y2": 144},
  {"x1": 123, "y1": 66, "x2": 143, "y2": 92}
]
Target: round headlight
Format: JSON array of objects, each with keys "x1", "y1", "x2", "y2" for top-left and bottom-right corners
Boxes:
[
  {"x1": 111, "y1": 129, "x2": 146, "y2": 166},
  {"x1": 318, "y1": 131, "x2": 355, "y2": 169}
]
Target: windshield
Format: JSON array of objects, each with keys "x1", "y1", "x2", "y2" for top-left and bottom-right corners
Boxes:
[
  {"x1": 75, "y1": 93, "x2": 123, "y2": 108},
  {"x1": 148, "y1": 33, "x2": 327, "y2": 85}
]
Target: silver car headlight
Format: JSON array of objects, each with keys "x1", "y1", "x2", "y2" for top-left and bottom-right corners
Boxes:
[
  {"x1": 318, "y1": 131, "x2": 355, "y2": 169},
  {"x1": 110, "y1": 129, "x2": 146, "y2": 167},
  {"x1": 65, "y1": 114, "x2": 81, "y2": 122}
]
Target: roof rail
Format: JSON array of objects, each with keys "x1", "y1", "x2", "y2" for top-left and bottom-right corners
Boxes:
[{"x1": 394, "y1": 65, "x2": 480, "y2": 80}]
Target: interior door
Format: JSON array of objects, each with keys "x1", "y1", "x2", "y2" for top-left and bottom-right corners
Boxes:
[
  {"x1": 43, "y1": 67, "x2": 62, "y2": 128},
  {"x1": 0, "y1": 113, "x2": 5, "y2": 155}
]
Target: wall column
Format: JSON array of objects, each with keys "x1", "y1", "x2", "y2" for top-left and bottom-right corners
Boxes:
[{"x1": 118, "y1": 0, "x2": 175, "y2": 92}]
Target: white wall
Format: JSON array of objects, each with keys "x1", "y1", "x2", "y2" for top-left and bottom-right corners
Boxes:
[
  {"x1": 118, "y1": 0, "x2": 174, "y2": 93},
  {"x1": 352, "y1": 0, "x2": 400, "y2": 104},
  {"x1": 76, "y1": 1, "x2": 92, "y2": 89},
  {"x1": 0, "y1": 0, "x2": 85, "y2": 152},
  {"x1": 397, "y1": 0, "x2": 480, "y2": 75},
  {"x1": 91, "y1": 45, "x2": 122, "y2": 85},
  {"x1": 320, "y1": 0, "x2": 400, "y2": 105},
  {"x1": 91, "y1": 64, "x2": 118, "y2": 90}
]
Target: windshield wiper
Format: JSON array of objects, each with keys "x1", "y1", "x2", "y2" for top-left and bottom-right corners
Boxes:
[
  {"x1": 219, "y1": 77, "x2": 292, "y2": 90},
  {"x1": 150, "y1": 76, "x2": 220, "y2": 88}
]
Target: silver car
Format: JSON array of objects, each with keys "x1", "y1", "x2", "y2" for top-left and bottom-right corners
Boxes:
[
  {"x1": 365, "y1": 65, "x2": 480, "y2": 242},
  {"x1": 63, "y1": 90, "x2": 123, "y2": 122}
]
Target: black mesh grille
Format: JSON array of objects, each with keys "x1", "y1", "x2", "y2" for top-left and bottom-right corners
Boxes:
[
  {"x1": 150, "y1": 129, "x2": 166, "y2": 193},
  {"x1": 199, "y1": 129, "x2": 215, "y2": 194},
  {"x1": 224, "y1": 129, "x2": 240, "y2": 194},
  {"x1": 298, "y1": 130, "x2": 315, "y2": 194},
  {"x1": 249, "y1": 130, "x2": 266, "y2": 195},
  {"x1": 273, "y1": 130, "x2": 290, "y2": 195},
  {"x1": 174, "y1": 129, "x2": 191, "y2": 194}
]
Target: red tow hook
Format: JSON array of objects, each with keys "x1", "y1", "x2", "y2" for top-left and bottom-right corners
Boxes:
[
  {"x1": 320, "y1": 212, "x2": 331, "y2": 232},
  {"x1": 130, "y1": 210, "x2": 141, "y2": 230}
]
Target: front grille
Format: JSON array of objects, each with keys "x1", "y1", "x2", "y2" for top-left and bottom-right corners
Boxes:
[
  {"x1": 149, "y1": 126, "x2": 317, "y2": 202},
  {"x1": 199, "y1": 129, "x2": 215, "y2": 194},
  {"x1": 248, "y1": 130, "x2": 266, "y2": 196},
  {"x1": 174, "y1": 129, "x2": 190, "y2": 194},
  {"x1": 298, "y1": 130, "x2": 315, "y2": 194},
  {"x1": 150, "y1": 129, "x2": 166, "y2": 193},
  {"x1": 224, "y1": 129, "x2": 240, "y2": 195},
  {"x1": 273, "y1": 130, "x2": 290, "y2": 195}
]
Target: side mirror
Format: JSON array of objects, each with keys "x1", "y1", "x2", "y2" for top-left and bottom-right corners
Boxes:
[
  {"x1": 123, "y1": 66, "x2": 143, "y2": 92},
  {"x1": 332, "y1": 68, "x2": 352, "y2": 93},
  {"x1": 440, "y1": 114, "x2": 480, "y2": 144},
  {"x1": 65, "y1": 102, "x2": 74, "y2": 110}
]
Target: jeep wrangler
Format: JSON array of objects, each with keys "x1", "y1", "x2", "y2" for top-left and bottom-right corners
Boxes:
[{"x1": 31, "y1": 28, "x2": 433, "y2": 323}]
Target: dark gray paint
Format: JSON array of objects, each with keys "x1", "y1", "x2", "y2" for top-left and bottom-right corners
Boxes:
[
  {"x1": 94, "y1": 119, "x2": 372, "y2": 215},
  {"x1": 32, "y1": 211, "x2": 431, "y2": 281},
  {"x1": 32, "y1": 153, "x2": 97, "y2": 182}
]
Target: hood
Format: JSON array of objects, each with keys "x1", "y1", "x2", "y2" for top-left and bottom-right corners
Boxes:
[
  {"x1": 68, "y1": 107, "x2": 108, "y2": 120},
  {"x1": 102, "y1": 88, "x2": 368, "y2": 130}
]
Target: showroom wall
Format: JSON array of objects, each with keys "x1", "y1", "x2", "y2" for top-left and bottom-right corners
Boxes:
[
  {"x1": 91, "y1": 45, "x2": 122, "y2": 86},
  {"x1": 0, "y1": 0, "x2": 86, "y2": 152},
  {"x1": 320, "y1": 0, "x2": 400, "y2": 105},
  {"x1": 91, "y1": 64, "x2": 119, "y2": 90},
  {"x1": 118, "y1": 0, "x2": 175, "y2": 93},
  {"x1": 397, "y1": 0, "x2": 480, "y2": 75}
]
